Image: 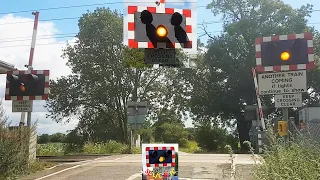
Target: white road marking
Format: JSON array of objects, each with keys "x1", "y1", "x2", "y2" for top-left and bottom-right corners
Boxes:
[
  {"x1": 125, "y1": 172, "x2": 141, "y2": 180},
  {"x1": 114, "y1": 156, "x2": 130, "y2": 160},
  {"x1": 230, "y1": 154, "x2": 236, "y2": 180},
  {"x1": 34, "y1": 163, "x2": 89, "y2": 180},
  {"x1": 35, "y1": 155, "x2": 132, "y2": 180}
]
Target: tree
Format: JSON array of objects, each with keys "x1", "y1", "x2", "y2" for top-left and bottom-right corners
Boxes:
[
  {"x1": 195, "y1": 124, "x2": 235, "y2": 152},
  {"x1": 45, "y1": 8, "x2": 135, "y2": 143},
  {"x1": 156, "y1": 122, "x2": 189, "y2": 147},
  {"x1": 45, "y1": 7, "x2": 189, "y2": 145},
  {"x1": 38, "y1": 134, "x2": 50, "y2": 144},
  {"x1": 194, "y1": 0, "x2": 318, "y2": 150},
  {"x1": 49, "y1": 133, "x2": 66, "y2": 143}
]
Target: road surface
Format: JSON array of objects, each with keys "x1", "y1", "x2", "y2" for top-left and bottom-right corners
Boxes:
[{"x1": 22, "y1": 153, "x2": 261, "y2": 180}]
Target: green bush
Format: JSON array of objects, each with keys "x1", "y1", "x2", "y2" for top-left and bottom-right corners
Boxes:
[
  {"x1": 37, "y1": 143, "x2": 66, "y2": 156},
  {"x1": 0, "y1": 126, "x2": 29, "y2": 179},
  {"x1": 82, "y1": 140, "x2": 128, "y2": 154},
  {"x1": 132, "y1": 146, "x2": 142, "y2": 154},
  {"x1": 252, "y1": 130, "x2": 320, "y2": 180},
  {"x1": 180, "y1": 140, "x2": 200, "y2": 153},
  {"x1": 195, "y1": 124, "x2": 237, "y2": 153},
  {"x1": 154, "y1": 122, "x2": 189, "y2": 147}
]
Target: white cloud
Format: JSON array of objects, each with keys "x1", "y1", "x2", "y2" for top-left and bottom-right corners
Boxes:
[{"x1": 0, "y1": 14, "x2": 77, "y2": 135}]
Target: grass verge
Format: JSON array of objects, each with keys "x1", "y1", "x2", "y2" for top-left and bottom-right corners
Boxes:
[{"x1": 27, "y1": 161, "x2": 57, "y2": 174}]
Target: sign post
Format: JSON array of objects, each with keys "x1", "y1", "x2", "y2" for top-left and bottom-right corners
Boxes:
[
  {"x1": 127, "y1": 101, "x2": 148, "y2": 152},
  {"x1": 274, "y1": 93, "x2": 302, "y2": 108},
  {"x1": 12, "y1": 100, "x2": 33, "y2": 112},
  {"x1": 144, "y1": 49, "x2": 176, "y2": 65},
  {"x1": 257, "y1": 70, "x2": 307, "y2": 95},
  {"x1": 253, "y1": 32, "x2": 314, "y2": 151}
]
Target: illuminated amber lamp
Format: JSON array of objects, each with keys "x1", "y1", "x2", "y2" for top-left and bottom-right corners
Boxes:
[
  {"x1": 159, "y1": 156, "x2": 165, "y2": 162},
  {"x1": 156, "y1": 25, "x2": 168, "y2": 37},
  {"x1": 280, "y1": 51, "x2": 290, "y2": 61},
  {"x1": 19, "y1": 83, "x2": 25, "y2": 92}
]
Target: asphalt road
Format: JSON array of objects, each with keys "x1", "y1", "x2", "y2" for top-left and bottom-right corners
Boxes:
[{"x1": 22, "y1": 152, "x2": 260, "y2": 180}]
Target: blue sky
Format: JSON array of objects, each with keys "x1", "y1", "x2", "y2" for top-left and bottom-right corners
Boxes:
[
  {"x1": 1, "y1": 0, "x2": 320, "y2": 44},
  {"x1": 0, "y1": 0, "x2": 320, "y2": 134}
]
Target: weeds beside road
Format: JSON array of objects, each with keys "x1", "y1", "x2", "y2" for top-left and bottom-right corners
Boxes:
[{"x1": 3, "y1": 126, "x2": 320, "y2": 179}]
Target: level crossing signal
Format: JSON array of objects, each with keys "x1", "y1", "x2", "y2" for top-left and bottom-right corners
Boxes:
[
  {"x1": 138, "y1": 10, "x2": 189, "y2": 47},
  {"x1": 261, "y1": 38, "x2": 308, "y2": 66},
  {"x1": 126, "y1": 6, "x2": 193, "y2": 49},
  {"x1": 7, "y1": 74, "x2": 44, "y2": 96},
  {"x1": 255, "y1": 32, "x2": 314, "y2": 72},
  {"x1": 5, "y1": 70, "x2": 50, "y2": 100},
  {"x1": 148, "y1": 149, "x2": 174, "y2": 165}
]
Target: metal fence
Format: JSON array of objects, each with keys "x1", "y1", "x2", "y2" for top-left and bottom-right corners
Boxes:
[{"x1": 306, "y1": 122, "x2": 320, "y2": 141}]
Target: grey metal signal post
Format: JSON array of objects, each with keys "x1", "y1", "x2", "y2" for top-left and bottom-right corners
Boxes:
[{"x1": 127, "y1": 101, "x2": 148, "y2": 152}]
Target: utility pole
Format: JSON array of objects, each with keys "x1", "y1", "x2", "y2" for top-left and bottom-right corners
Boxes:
[
  {"x1": 282, "y1": 108, "x2": 289, "y2": 127},
  {"x1": 133, "y1": 68, "x2": 138, "y2": 146},
  {"x1": 129, "y1": 68, "x2": 138, "y2": 153}
]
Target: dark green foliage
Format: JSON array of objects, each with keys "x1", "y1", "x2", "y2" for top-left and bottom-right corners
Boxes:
[
  {"x1": 37, "y1": 134, "x2": 50, "y2": 144},
  {"x1": 49, "y1": 133, "x2": 66, "y2": 143},
  {"x1": 192, "y1": 0, "x2": 320, "y2": 151},
  {"x1": 0, "y1": 99, "x2": 29, "y2": 179},
  {"x1": 195, "y1": 124, "x2": 237, "y2": 152}
]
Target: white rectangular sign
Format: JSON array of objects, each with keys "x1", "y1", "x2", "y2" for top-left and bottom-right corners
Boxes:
[
  {"x1": 274, "y1": 93, "x2": 302, "y2": 108},
  {"x1": 258, "y1": 70, "x2": 307, "y2": 95},
  {"x1": 144, "y1": 49, "x2": 176, "y2": 64},
  {"x1": 12, "y1": 100, "x2": 33, "y2": 112}
]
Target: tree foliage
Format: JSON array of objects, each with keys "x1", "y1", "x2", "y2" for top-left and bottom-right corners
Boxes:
[
  {"x1": 191, "y1": 0, "x2": 320, "y2": 150},
  {"x1": 45, "y1": 7, "x2": 191, "y2": 145},
  {"x1": 195, "y1": 124, "x2": 237, "y2": 152},
  {"x1": 38, "y1": 134, "x2": 50, "y2": 144},
  {"x1": 43, "y1": 1, "x2": 320, "y2": 152}
]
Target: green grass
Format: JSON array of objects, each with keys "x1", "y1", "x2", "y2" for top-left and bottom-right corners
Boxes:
[
  {"x1": 251, "y1": 135, "x2": 320, "y2": 180},
  {"x1": 27, "y1": 161, "x2": 57, "y2": 174},
  {"x1": 37, "y1": 143, "x2": 65, "y2": 156},
  {"x1": 224, "y1": 127, "x2": 320, "y2": 180},
  {"x1": 37, "y1": 141, "x2": 143, "y2": 156},
  {"x1": 82, "y1": 141, "x2": 128, "y2": 154},
  {"x1": 37, "y1": 140, "x2": 201, "y2": 156}
]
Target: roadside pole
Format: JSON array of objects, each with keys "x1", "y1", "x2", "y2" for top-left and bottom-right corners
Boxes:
[
  {"x1": 282, "y1": 107, "x2": 289, "y2": 142},
  {"x1": 131, "y1": 68, "x2": 138, "y2": 153}
]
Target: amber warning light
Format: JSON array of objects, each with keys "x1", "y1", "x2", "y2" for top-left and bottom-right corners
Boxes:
[
  {"x1": 280, "y1": 51, "x2": 290, "y2": 61},
  {"x1": 156, "y1": 25, "x2": 168, "y2": 37},
  {"x1": 19, "y1": 83, "x2": 25, "y2": 92}
]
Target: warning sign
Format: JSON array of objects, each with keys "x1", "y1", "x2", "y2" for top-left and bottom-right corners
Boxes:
[
  {"x1": 274, "y1": 93, "x2": 302, "y2": 108},
  {"x1": 12, "y1": 100, "x2": 33, "y2": 112},
  {"x1": 258, "y1": 70, "x2": 307, "y2": 95}
]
